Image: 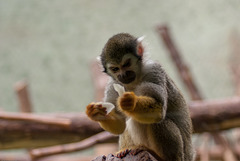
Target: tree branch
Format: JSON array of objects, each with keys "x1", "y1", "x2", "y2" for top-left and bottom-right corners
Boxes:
[
  {"x1": 30, "y1": 131, "x2": 117, "y2": 159},
  {"x1": 156, "y1": 25, "x2": 203, "y2": 100}
]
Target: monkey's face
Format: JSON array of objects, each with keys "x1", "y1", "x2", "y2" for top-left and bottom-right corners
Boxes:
[{"x1": 106, "y1": 54, "x2": 141, "y2": 84}]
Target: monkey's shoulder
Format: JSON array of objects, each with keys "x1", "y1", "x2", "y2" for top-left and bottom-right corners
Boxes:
[{"x1": 142, "y1": 62, "x2": 167, "y2": 82}]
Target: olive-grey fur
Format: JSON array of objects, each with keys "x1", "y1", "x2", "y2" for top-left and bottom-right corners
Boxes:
[{"x1": 101, "y1": 33, "x2": 195, "y2": 161}]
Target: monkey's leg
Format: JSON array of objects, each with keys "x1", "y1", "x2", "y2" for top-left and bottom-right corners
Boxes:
[
  {"x1": 152, "y1": 119, "x2": 184, "y2": 161},
  {"x1": 118, "y1": 92, "x2": 163, "y2": 124},
  {"x1": 118, "y1": 144, "x2": 164, "y2": 160},
  {"x1": 86, "y1": 103, "x2": 126, "y2": 135},
  {"x1": 117, "y1": 130, "x2": 141, "y2": 158}
]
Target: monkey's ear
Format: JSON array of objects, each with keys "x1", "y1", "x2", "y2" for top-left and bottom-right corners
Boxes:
[
  {"x1": 136, "y1": 36, "x2": 145, "y2": 57},
  {"x1": 96, "y1": 55, "x2": 101, "y2": 62},
  {"x1": 96, "y1": 56, "x2": 106, "y2": 72}
]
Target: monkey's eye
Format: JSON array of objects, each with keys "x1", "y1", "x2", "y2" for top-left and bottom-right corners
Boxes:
[
  {"x1": 123, "y1": 59, "x2": 131, "y2": 68},
  {"x1": 110, "y1": 67, "x2": 119, "y2": 72}
]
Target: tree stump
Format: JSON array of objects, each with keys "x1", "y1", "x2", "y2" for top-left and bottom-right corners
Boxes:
[{"x1": 92, "y1": 150, "x2": 161, "y2": 161}]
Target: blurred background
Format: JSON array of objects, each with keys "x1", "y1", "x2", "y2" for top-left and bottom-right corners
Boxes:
[
  {"x1": 1, "y1": 1, "x2": 240, "y2": 160},
  {"x1": 1, "y1": 0, "x2": 239, "y2": 113}
]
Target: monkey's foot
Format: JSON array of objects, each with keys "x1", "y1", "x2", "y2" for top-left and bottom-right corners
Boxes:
[
  {"x1": 129, "y1": 148, "x2": 144, "y2": 155},
  {"x1": 116, "y1": 148, "x2": 144, "y2": 158},
  {"x1": 116, "y1": 149, "x2": 131, "y2": 158}
]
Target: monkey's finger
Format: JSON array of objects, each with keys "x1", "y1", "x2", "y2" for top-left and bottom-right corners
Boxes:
[
  {"x1": 86, "y1": 102, "x2": 96, "y2": 110},
  {"x1": 86, "y1": 103, "x2": 98, "y2": 114},
  {"x1": 91, "y1": 109, "x2": 108, "y2": 121},
  {"x1": 123, "y1": 92, "x2": 136, "y2": 97},
  {"x1": 91, "y1": 108, "x2": 107, "y2": 116},
  {"x1": 86, "y1": 105, "x2": 94, "y2": 116},
  {"x1": 98, "y1": 107, "x2": 107, "y2": 115},
  {"x1": 94, "y1": 103, "x2": 105, "y2": 109}
]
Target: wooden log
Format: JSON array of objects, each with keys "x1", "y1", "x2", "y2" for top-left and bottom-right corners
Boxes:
[
  {"x1": 156, "y1": 25, "x2": 203, "y2": 100},
  {"x1": 0, "y1": 112, "x2": 71, "y2": 128},
  {"x1": 190, "y1": 97, "x2": 240, "y2": 133},
  {"x1": 1, "y1": 96, "x2": 240, "y2": 149},
  {"x1": 14, "y1": 81, "x2": 33, "y2": 113},
  {"x1": 0, "y1": 113, "x2": 104, "y2": 149}
]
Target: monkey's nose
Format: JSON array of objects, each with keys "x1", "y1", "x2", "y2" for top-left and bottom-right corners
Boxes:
[
  {"x1": 117, "y1": 71, "x2": 136, "y2": 84},
  {"x1": 121, "y1": 71, "x2": 132, "y2": 79}
]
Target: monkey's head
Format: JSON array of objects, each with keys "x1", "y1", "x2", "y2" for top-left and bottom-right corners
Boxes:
[{"x1": 100, "y1": 33, "x2": 145, "y2": 84}]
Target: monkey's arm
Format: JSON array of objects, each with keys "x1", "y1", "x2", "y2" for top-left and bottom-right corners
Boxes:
[
  {"x1": 86, "y1": 103, "x2": 126, "y2": 134},
  {"x1": 118, "y1": 67, "x2": 168, "y2": 124},
  {"x1": 118, "y1": 84, "x2": 167, "y2": 124},
  {"x1": 86, "y1": 83, "x2": 126, "y2": 135},
  {"x1": 118, "y1": 93, "x2": 164, "y2": 124}
]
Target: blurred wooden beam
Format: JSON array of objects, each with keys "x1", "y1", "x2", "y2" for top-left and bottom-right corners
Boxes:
[
  {"x1": 156, "y1": 25, "x2": 203, "y2": 100},
  {"x1": 1, "y1": 96, "x2": 240, "y2": 149},
  {"x1": 190, "y1": 97, "x2": 240, "y2": 133},
  {"x1": 212, "y1": 133, "x2": 238, "y2": 161},
  {"x1": 157, "y1": 25, "x2": 240, "y2": 160},
  {"x1": 0, "y1": 113, "x2": 103, "y2": 149},
  {"x1": 199, "y1": 134, "x2": 210, "y2": 161},
  {"x1": 30, "y1": 131, "x2": 117, "y2": 159},
  {"x1": 14, "y1": 81, "x2": 33, "y2": 113},
  {"x1": 229, "y1": 30, "x2": 240, "y2": 160},
  {"x1": 0, "y1": 155, "x2": 30, "y2": 161},
  {"x1": 0, "y1": 112, "x2": 71, "y2": 127},
  {"x1": 229, "y1": 30, "x2": 240, "y2": 96}
]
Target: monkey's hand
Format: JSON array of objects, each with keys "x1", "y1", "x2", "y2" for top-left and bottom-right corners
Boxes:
[
  {"x1": 118, "y1": 92, "x2": 137, "y2": 112},
  {"x1": 86, "y1": 102, "x2": 126, "y2": 134},
  {"x1": 118, "y1": 91, "x2": 163, "y2": 124},
  {"x1": 86, "y1": 103, "x2": 108, "y2": 121}
]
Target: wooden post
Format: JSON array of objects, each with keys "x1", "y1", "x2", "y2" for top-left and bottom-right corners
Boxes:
[
  {"x1": 199, "y1": 133, "x2": 210, "y2": 161},
  {"x1": 212, "y1": 133, "x2": 238, "y2": 161},
  {"x1": 229, "y1": 30, "x2": 240, "y2": 96},
  {"x1": 229, "y1": 30, "x2": 240, "y2": 160},
  {"x1": 14, "y1": 81, "x2": 33, "y2": 113}
]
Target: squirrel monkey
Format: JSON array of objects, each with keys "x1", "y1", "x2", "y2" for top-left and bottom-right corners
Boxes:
[{"x1": 86, "y1": 33, "x2": 194, "y2": 161}]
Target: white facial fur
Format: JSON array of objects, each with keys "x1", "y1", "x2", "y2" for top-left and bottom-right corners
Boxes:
[{"x1": 106, "y1": 54, "x2": 141, "y2": 83}]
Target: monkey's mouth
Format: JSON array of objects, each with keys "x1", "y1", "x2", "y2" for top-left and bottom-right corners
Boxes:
[{"x1": 118, "y1": 71, "x2": 136, "y2": 84}]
